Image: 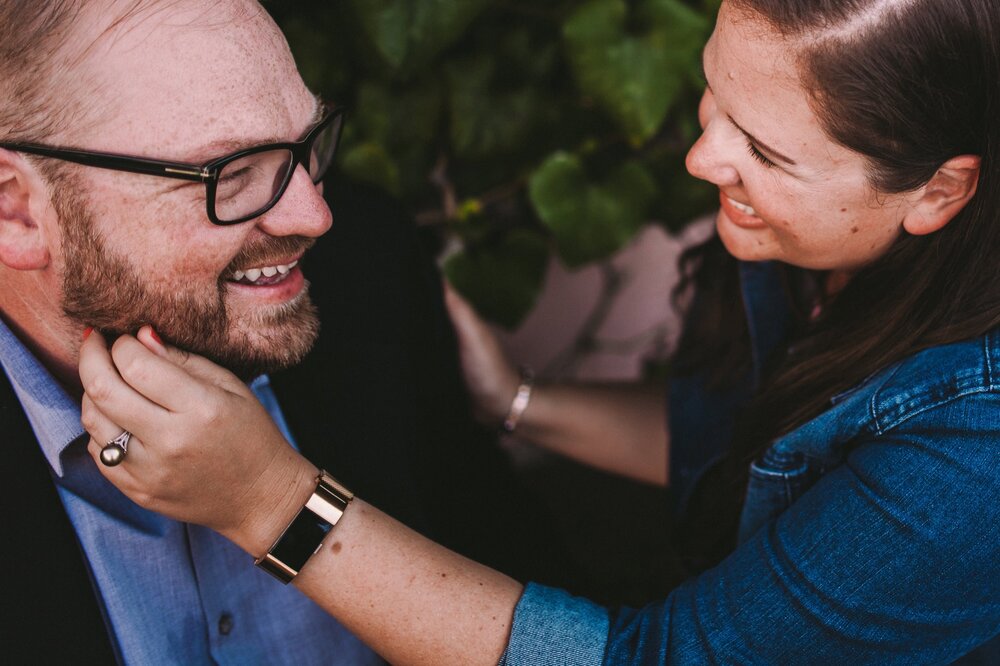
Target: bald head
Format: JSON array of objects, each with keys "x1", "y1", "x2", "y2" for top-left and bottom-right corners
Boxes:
[
  {"x1": 0, "y1": 0, "x2": 269, "y2": 147},
  {"x1": 0, "y1": 0, "x2": 327, "y2": 386}
]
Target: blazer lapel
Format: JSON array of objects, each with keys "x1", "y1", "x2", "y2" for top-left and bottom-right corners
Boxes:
[{"x1": 0, "y1": 372, "x2": 117, "y2": 662}]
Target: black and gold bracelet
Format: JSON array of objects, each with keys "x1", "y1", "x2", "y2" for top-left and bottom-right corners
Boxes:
[{"x1": 255, "y1": 471, "x2": 354, "y2": 584}]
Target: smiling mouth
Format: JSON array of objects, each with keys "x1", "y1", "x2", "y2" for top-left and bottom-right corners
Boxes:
[
  {"x1": 227, "y1": 259, "x2": 299, "y2": 286},
  {"x1": 725, "y1": 196, "x2": 758, "y2": 217}
]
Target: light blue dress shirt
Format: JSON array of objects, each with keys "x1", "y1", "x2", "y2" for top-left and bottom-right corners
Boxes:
[{"x1": 0, "y1": 317, "x2": 382, "y2": 665}]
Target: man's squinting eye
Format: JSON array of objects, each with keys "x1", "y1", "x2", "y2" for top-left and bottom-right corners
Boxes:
[
  {"x1": 220, "y1": 166, "x2": 254, "y2": 183},
  {"x1": 746, "y1": 140, "x2": 776, "y2": 168}
]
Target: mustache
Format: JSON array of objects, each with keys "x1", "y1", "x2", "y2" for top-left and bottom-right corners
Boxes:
[{"x1": 225, "y1": 236, "x2": 316, "y2": 274}]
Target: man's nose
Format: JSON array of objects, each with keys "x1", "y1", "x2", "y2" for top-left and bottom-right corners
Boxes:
[{"x1": 255, "y1": 164, "x2": 333, "y2": 238}]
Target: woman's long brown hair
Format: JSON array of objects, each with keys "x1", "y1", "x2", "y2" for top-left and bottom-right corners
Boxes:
[{"x1": 674, "y1": 0, "x2": 1000, "y2": 570}]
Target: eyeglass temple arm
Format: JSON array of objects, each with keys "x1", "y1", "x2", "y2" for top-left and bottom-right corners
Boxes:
[{"x1": 0, "y1": 143, "x2": 210, "y2": 182}]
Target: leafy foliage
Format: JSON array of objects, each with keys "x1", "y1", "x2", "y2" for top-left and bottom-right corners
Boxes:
[
  {"x1": 268, "y1": 0, "x2": 719, "y2": 327},
  {"x1": 443, "y1": 230, "x2": 550, "y2": 329},
  {"x1": 564, "y1": 0, "x2": 708, "y2": 146},
  {"x1": 530, "y1": 153, "x2": 657, "y2": 268}
]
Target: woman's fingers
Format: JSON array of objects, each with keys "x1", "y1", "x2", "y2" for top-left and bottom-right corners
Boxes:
[
  {"x1": 78, "y1": 328, "x2": 306, "y2": 539},
  {"x1": 81, "y1": 393, "x2": 134, "y2": 465},
  {"x1": 79, "y1": 330, "x2": 171, "y2": 433},
  {"x1": 81, "y1": 392, "x2": 155, "y2": 499},
  {"x1": 135, "y1": 326, "x2": 245, "y2": 394},
  {"x1": 443, "y1": 280, "x2": 521, "y2": 422},
  {"x1": 106, "y1": 329, "x2": 249, "y2": 416}
]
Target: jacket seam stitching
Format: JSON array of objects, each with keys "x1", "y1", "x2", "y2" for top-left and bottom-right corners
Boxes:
[
  {"x1": 875, "y1": 385, "x2": 992, "y2": 434},
  {"x1": 986, "y1": 334, "x2": 995, "y2": 389},
  {"x1": 870, "y1": 363, "x2": 904, "y2": 435}
]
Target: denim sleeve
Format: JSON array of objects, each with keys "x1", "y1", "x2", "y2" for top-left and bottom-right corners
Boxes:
[
  {"x1": 504, "y1": 393, "x2": 1000, "y2": 665},
  {"x1": 500, "y1": 583, "x2": 610, "y2": 665}
]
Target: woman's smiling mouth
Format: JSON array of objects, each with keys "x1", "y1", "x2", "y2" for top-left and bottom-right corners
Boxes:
[{"x1": 719, "y1": 192, "x2": 768, "y2": 229}]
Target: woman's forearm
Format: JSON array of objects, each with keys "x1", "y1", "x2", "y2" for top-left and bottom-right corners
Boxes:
[
  {"x1": 515, "y1": 382, "x2": 669, "y2": 486},
  {"x1": 297, "y1": 499, "x2": 523, "y2": 666},
  {"x1": 228, "y1": 463, "x2": 523, "y2": 666}
]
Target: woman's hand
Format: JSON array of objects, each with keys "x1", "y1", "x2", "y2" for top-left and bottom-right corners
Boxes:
[
  {"x1": 78, "y1": 326, "x2": 316, "y2": 555},
  {"x1": 443, "y1": 281, "x2": 521, "y2": 425},
  {"x1": 80, "y1": 327, "x2": 524, "y2": 665}
]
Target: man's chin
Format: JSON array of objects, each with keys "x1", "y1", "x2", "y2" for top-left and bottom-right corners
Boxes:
[
  {"x1": 205, "y1": 347, "x2": 311, "y2": 383},
  {"x1": 193, "y1": 307, "x2": 321, "y2": 381},
  {"x1": 88, "y1": 307, "x2": 322, "y2": 383}
]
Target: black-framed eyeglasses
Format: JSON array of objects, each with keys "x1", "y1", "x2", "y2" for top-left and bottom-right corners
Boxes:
[{"x1": 0, "y1": 105, "x2": 346, "y2": 226}]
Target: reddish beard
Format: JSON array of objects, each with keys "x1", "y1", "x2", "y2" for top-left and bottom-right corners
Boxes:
[{"x1": 53, "y1": 181, "x2": 321, "y2": 380}]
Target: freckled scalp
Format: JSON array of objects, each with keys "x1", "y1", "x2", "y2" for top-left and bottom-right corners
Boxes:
[{"x1": 0, "y1": 0, "x2": 273, "y2": 147}]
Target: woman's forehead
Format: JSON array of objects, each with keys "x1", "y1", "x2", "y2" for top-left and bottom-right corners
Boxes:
[{"x1": 707, "y1": 5, "x2": 860, "y2": 173}]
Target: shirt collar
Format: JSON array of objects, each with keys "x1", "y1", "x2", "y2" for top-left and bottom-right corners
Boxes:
[
  {"x1": 0, "y1": 315, "x2": 85, "y2": 477},
  {"x1": 0, "y1": 316, "x2": 281, "y2": 479}
]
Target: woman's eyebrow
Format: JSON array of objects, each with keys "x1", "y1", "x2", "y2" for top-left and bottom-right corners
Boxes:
[
  {"x1": 733, "y1": 122, "x2": 798, "y2": 166},
  {"x1": 700, "y1": 57, "x2": 798, "y2": 167}
]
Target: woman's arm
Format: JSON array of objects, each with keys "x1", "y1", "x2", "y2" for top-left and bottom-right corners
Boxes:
[
  {"x1": 445, "y1": 284, "x2": 669, "y2": 486},
  {"x1": 79, "y1": 328, "x2": 520, "y2": 666},
  {"x1": 79, "y1": 328, "x2": 1000, "y2": 665},
  {"x1": 293, "y1": 498, "x2": 522, "y2": 666}
]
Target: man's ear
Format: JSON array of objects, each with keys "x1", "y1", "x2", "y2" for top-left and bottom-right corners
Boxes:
[
  {"x1": 0, "y1": 150, "x2": 51, "y2": 270},
  {"x1": 902, "y1": 155, "x2": 981, "y2": 236}
]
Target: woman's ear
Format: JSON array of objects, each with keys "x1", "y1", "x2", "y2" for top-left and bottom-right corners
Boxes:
[
  {"x1": 902, "y1": 154, "x2": 981, "y2": 236},
  {"x1": 0, "y1": 151, "x2": 51, "y2": 270}
]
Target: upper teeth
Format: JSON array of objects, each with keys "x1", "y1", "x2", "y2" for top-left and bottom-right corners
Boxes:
[
  {"x1": 728, "y1": 197, "x2": 757, "y2": 216},
  {"x1": 232, "y1": 260, "x2": 298, "y2": 282}
]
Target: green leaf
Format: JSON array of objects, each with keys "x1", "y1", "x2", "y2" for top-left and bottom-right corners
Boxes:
[
  {"x1": 444, "y1": 230, "x2": 550, "y2": 329},
  {"x1": 271, "y1": 12, "x2": 352, "y2": 94},
  {"x1": 447, "y1": 57, "x2": 548, "y2": 159},
  {"x1": 354, "y1": 80, "x2": 443, "y2": 148},
  {"x1": 338, "y1": 142, "x2": 401, "y2": 196},
  {"x1": 563, "y1": 0, "x2": 708, "y2": 145},
  {"x1": 350, "y1": 0, "x2": 492, "y2": 73},
  {"x1": 340, "y1": 80, "x2": 443, "y2": 198},
  {"x1": 529, "y1": 152, "x2": 656, "y2": 267}
]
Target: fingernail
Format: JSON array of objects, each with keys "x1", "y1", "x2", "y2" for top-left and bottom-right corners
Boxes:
[{"x1": 82, "y1": 327, "x2": 94, "y2": 342}]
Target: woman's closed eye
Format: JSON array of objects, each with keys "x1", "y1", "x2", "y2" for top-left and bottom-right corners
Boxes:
[{"x1": 746, "y1": 140, "x2": 776, "y2": 168}]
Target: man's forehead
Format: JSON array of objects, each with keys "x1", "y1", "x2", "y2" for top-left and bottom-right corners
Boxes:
[{"x1": 71, "y1": 0, "x2": 316, "y2": 160}]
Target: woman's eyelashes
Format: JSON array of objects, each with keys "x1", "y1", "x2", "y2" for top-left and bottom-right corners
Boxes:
[{"x1": 746, "y1": 140, "x2": 776, "y2": 168}]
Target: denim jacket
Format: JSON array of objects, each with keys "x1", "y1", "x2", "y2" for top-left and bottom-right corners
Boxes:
[{"x1": 501, "y1": 261, "x2": 1000, "y2": 665}]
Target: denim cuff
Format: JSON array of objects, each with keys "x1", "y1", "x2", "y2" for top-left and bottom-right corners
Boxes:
[{"x1": 499, "y1": 582, "x2": 609, "y2": 666}]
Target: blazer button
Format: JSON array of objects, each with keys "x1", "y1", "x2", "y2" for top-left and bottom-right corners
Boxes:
[{"x1": 218, "y1": 613, "x2": 234, "y2": 636}]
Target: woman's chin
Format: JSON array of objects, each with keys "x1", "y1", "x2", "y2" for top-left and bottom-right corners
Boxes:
[{"x1": 715, "y1": 210, "x2": 779, "y2": 262}]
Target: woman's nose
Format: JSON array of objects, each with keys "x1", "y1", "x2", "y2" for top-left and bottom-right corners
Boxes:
[
  {"x1": 685, "y1": 89, "x2": 741, "y2": 188},
  {"x1": 686, "y1": 132, "x2": 740, "y2": 188}
]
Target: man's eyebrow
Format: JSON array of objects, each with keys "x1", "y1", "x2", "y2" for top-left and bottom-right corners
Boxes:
[
  {"x1": 700, "y1": 57, "x2": 799, "y2": 167},
  {"x1": 189, "y1": 94, "x2": 326, "y2": 163}
]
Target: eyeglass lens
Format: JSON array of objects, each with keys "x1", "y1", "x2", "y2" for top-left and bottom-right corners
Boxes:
[{"x1": 214, "y1": 113, "x2": 342, "y2": 223}]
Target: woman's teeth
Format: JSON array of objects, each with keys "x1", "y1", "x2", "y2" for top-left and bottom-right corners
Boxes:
[
  {"x1": 231, "y1": 260, "x2": 298, "y2": 285},
  {"x1": 727, "y1": 197, "x2": 757, "y2": 216}
]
